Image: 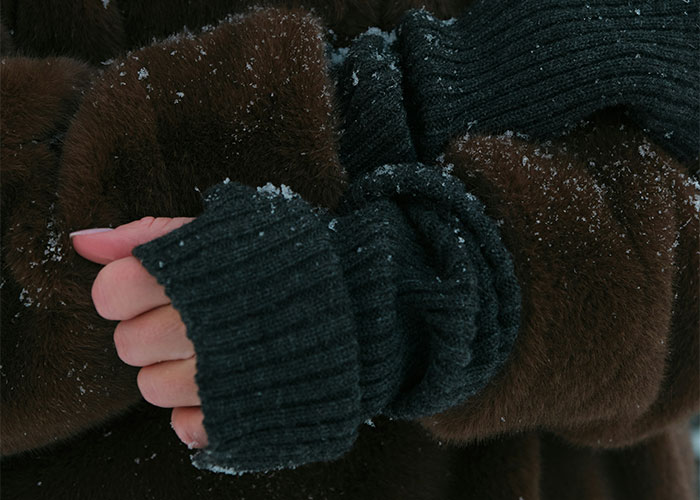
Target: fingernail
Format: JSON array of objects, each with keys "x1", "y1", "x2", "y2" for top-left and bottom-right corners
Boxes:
[{"x1": 69, "y1": 228, "x2": 114, "y2": 238}]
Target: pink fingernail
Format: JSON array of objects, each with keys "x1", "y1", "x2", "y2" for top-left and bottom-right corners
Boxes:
[{"x1": 69, "y1": 228, "x2": 114, "y2": 238}]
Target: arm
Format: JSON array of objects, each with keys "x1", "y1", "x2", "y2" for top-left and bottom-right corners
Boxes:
[
  {"x1": 131, "y1": 163, "x2": 521, "y2": 474},
  {"x1": 420, "y1": 113, "x2": 699, "y2": 448},
  {"x1": 396, "y1": 0, "x2": 699, "y2": 164}
]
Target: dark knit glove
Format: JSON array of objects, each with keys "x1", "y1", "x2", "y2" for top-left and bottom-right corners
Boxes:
[
  {"x1": 336, "y1": 0, "x2": 699, "y2": 169},
  {"x1": 132, "y1": 164, "x2": 520, "y2": 474}
]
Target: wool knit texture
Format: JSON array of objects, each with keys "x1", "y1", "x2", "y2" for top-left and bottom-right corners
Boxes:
[
  {"x1": 133, "y1": 0, "x2": 698, "y2": 475},
  {"x1": 336, "y1": 0, "x2": 699, "y2": 177},
  {"x1": 133, "y1": 165, "x2": 519, "y2": 473}
]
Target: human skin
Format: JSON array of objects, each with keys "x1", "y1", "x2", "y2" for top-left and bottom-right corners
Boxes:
[{"x1": 71, "y1": 216, "x2": 209, "y2": 448}]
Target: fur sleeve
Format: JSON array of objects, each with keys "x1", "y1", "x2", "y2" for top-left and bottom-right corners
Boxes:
[
  {"x1": 1, "y1": 7, "x2": 345, "y2": 456},
  {"x1": 419, "y1": 113, "x2": 699, "y2": 448},
  {"x1": 1, "y1": 0, "x2": 473, "y2": 63},
  {"x1": 0, "y1": 56, "x2": 144, "y2": 455}
]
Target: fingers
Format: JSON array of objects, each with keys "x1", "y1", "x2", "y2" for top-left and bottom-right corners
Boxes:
[
  {"x1": 114, "y1": 305, "x2": 194, "y2": 367},
  {"x1": 92, "y1": 256, "x2": 170, "y2": 320},
  {"x1": 72, "y1": 216, "x2": 205, "y2": 449},
  {"x1": 71, "y1": 216, "x2": 195, "y2": 265},
  {"x1": 171, "y1": 407, "x2": 209, "y2": 449},
  {"x1": 137, "y1": 357, "x2": 200, "y2": 408}
]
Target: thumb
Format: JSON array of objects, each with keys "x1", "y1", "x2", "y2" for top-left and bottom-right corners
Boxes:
[{"x1": 71, "y1": 216, "x2": 195, "y2": 265}]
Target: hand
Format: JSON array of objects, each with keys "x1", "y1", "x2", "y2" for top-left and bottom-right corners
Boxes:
[{"x1": 71, "y1": 217, "x2": 209, "y2": 449}]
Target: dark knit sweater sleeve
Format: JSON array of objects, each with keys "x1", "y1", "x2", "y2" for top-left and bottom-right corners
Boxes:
[
  {"x1": 363, "y1": 0, "x2": 698, "y2": 165},
  {"x1": 132, "y1": 164, "x2": 520, "y2": 474}
]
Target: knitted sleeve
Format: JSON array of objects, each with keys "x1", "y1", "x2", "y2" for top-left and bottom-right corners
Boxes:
[
  {"x1": 132, "y1": 163, "x2": 520, "y2": 474},
  {"x1": 333, "y1": 0, "x2": 699, "y2": 168}
]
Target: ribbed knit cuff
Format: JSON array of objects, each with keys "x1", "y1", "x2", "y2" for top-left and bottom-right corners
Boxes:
[
  {"x1": 133, "y1": 165, "x2": 520, "y2": 473},
  {"x1": 395, "y1": 0, "x2": 699, "y2": 162},
  {"x1": 335, "y1": 164, "x2": 520, "y2": 418},
  {"x1": 133, "y1": 182, "x2": 363, "y2": 474}
]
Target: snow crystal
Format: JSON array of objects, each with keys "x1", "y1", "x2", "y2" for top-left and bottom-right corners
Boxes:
[
  {"x1": 175, "y1": 91, "x2": 185, "y2": 98},
  {"x1": 44, "y1": 205, "x2": 64, "y2": 263},
  {"x1": 351, "y1": 71, "x2": 359, "y2": 86},
  {"x1": 328, "y1": 219, "x2": 338, "y2": 232},
  {"x1": 634, "y1": 8, "x2": 641, "y2": 15},
  {"x1": 257, "y1": 182, "x2": 297, "y2": 200},
  {"x1": 329, "y1": 47, "x2": 349, "y2": 66},
  {"x1": 199, "y1": 462, "x2": 270, "y2": 477},
  {"x1": 638, "y1": 143, "x2": 657, "y2": 159},
  {"x1": 19, "y1": 288, "x2": 33, "y2": 307},
  {"x1": 375, "y1": 164, "x2": 395, "y2": 176},
  {"x1": 441, "y1": 163, "x2": 455, "y2": 178},
  {"x1": 363, "y1": 27, "x2": 397, "y2": 45},
  {"x1": 102, "y1": 0, "x2": 110, "y2": 8},
  {"x1": 137, "y1": 67, "x2": 149, "y2": 80},
  {"x1": 280, "y1": 185, "x2": 296, "y2": 200},
  {"x1": 691, "y1": 191, "x2": 700, "y2": 213}
]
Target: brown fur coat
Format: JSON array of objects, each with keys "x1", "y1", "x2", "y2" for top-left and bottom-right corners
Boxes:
[{"x1": 1, "y1": 2, "x2": 698, "y2": 499}]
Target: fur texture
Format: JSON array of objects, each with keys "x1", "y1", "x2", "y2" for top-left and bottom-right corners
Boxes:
[
  {"x1": 419, "y1": 112, "x2": 699, "y2": 450},
  {"x1": 1, "y1": 2, "x2": 697, "y2": 499},
  {"x1": 0, "y1": 0, "x2": 125, "y2": 63},
  {"x1": 0, "y1": 19, "x2": 14, "y2": 55},
  {"x1": 58, "y1": 8, "x2": 345, "y2": 224},
  {"x1": 1, "y1": 9, "x2": 344, "y2": 456},
  {"x1": 0, "y1": 0, "x2": 473, "y2": 63},
  {"x1": 0, "y1": 56, "x2": 142, "y2": 454}
]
